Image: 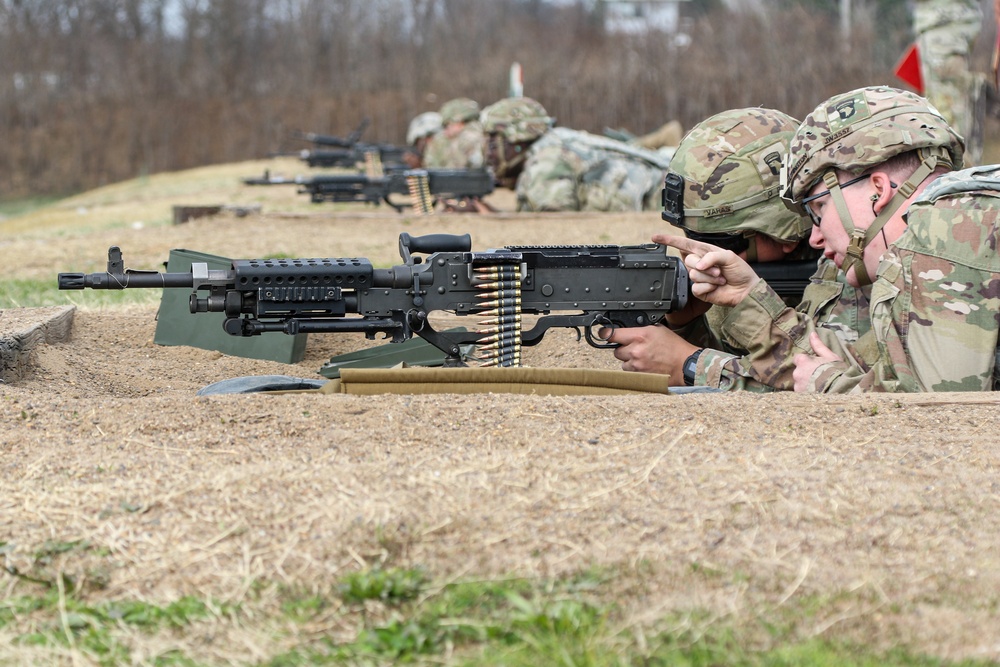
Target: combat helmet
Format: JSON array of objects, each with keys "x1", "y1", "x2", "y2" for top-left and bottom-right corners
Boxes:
[
  {"x1": 406, "y1": 111, "x2": 443, "y2": 146},
  {"x1": 662, "y1": 107, "x2": 807, "y2": 261},
  {"x1": 780, "y1": 85, "x2": 964, "y2": 284},
  {"x1": 480, "y1": 97, "x2": 553, "y2": 143},
  {"x1": 440, "y1": 98, "x2": 481, "y2": 126}
]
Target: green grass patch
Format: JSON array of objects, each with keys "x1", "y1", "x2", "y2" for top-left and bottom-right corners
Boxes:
[
  {"x1": 338, "y1": 565, "x2": 428, "y2": 606},
  {"x1": 2, "y1": 534, "x2": 225, "y2": 664},
  {"x1": 257, "y1": 566, "x2": 998, "y2": 667},
  {"x1": 2, "y1": 588, "x2": 221, "y2": 666},
  {"x1": 4, "y1": 561, "x2": 997, "y2": 666},
  {"x1": 0, "y1": 277, "x2": 162, "y2": 309}
]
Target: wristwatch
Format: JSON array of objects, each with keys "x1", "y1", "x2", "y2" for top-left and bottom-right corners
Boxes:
[{"x1": 682, "y1": 349, "x2": 703, "y2": 386}]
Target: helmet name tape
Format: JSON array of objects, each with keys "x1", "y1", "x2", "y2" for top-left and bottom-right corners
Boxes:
[{"x1": 823, "y1": 126, "x2": 853, "y2": 149}]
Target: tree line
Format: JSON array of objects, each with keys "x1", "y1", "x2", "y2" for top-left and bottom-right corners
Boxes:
[{"x1": 0, "y1": 0, "x2": 934, "y2": 198}]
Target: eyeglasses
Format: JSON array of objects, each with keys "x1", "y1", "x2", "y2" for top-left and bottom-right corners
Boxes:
[{"x1": 799, "y1": 173, "x2": 870, "y2": 226}]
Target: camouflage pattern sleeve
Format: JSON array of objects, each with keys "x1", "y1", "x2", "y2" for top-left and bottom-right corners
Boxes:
[
  {"x1": 712, "y1": 260, "x2": 871, "y2": 390},
  {"x1": 671, "y1": 306, "x2": 779, "y2": 392},
  {"x1": 423, "y1": 122, "x2": 486, "y2": 170},
  {"x1": 693, "y1": 348, "x2": 778, "y2": 393},
  {"x1": 807, "y1": 187, "x2": 1000, "y2": 393},
  {"x1": 667, "y1": 314, "x2": 780, "y2": 392},
  {"x1": 516, "y1": 128, "x2": 668, "y2": 212},
  {"x1": 516, "y1": 133, "x2": 583, "y2": 211}
]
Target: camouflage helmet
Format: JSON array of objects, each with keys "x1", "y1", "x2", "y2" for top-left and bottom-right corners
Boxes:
[
  {"x1": 782, "y1": 85, "x2": 964, "y2": 204},
  {"x1": 440, "y1": 97, "x2": 481, "y2": 125},
  {"x1": 480, "y1": 97, "x2": 553, "y2": 143},
  {"x1": 406, "y1": 111, "x2": 443, "y2": 145},
  {"x1": 662, "y1": 107, "x2": 808, "y2": 244}
]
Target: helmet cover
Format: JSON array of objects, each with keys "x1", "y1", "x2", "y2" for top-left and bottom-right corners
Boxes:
[
  {"x1": 782, "y1": 85, "x2": 964, "y2": 203},
  {"x1": 440, "y1": 98, "x2": 481, "y2": 125},
  {"x1": 406, "y1": 111, "x2": 443, "y2": 145},
  {"x1": 664, "y1": 107, "x2": 808, "y2": 243},
  {"x1": 480, "y1": 97, "x2": 553, "y2": 143}
]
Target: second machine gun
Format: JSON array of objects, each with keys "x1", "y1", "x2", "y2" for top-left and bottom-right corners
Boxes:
[
  {"x1": 243, "y1": 168, "x2": 495, "y2": 213},
  {"x1": 289, "y1": 118, "x2": 371, "y2": 149},
  {"x1": 58, "y1": 233, "x2": 691, "y2": 367}
]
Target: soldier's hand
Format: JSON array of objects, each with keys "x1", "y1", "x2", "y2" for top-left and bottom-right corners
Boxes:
[
  {"x1": 597, "y1": 324, "x2": 698, "y2": 385},
  {"x1": 792, "y1": 331, "x2": 843, "y2": 392},
  {"x1": 654, "y1": 234, "x2": 761, "y2": 307}
]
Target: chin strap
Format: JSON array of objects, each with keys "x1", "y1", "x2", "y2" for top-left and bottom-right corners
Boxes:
[{"x1": 827, "y1": 145, "x2": 952, "y2": 286}]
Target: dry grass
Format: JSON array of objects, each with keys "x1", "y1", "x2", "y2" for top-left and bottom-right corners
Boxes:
[{"x1": 2, "y1": 164, "x2": 1000, "y2": 664}]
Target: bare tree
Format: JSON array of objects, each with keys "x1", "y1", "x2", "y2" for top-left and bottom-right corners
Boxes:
[{"x1": 0, "y1": 0, "x2": 916, "y2": 198}]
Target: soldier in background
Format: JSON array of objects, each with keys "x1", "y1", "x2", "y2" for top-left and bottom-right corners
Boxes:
[
  {"x1": 480, "y1": 96, "x2": 671, "y2": 212},
  {"x1": 402, "y1": 111, "x2": 443, "y2": 169},
  {"x1": 423, "y1": 97, "x2": 485, "y2": 170},
  {"x1": 913, "y1": 0, "x2": 986, "y2": 164}
]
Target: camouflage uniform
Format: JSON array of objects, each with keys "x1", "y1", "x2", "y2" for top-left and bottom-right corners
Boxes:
[
  {"x1": 423, "y1": 121, "x2": 485, "y2": 169},
  {"x1": 662, "y1": 107, "x2": 870, "y2": 391},
  {"x1": 806, "y1": 166, "x2": 1000, "y2": 392},
  {"x1": 423, "y1": 98, "x2": 486, "y2": 170},
  {"x1": 913, "y1": 0, "x2": 984, "y2": 165},
  {"x1": 480, "y1": 97, "x2": 670, "y2": 212},
  {"x1": 782, "y1": 85, "x2": 997, "y2": 392},
  {"x1": 695, "y1": 259, "x2": 871, "y2": 390},
  {"x1": 516, "y1": 127, "x2": 671, "y2": 211}
]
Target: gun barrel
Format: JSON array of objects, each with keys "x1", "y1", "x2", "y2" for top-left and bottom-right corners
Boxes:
[{"x1": 57, "y1": 271, "x2": 196, "y2": 290}]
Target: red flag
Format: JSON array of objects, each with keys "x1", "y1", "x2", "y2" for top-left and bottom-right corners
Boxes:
[{"x1": 894, "y1": 42, "x2": 924, "y2": 94}]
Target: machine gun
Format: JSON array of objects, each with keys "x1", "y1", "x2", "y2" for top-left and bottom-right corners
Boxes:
[
  {"x1": 752, "y1": 259, "x2": 820, "y2": 303},
  {"x1": 242, "y1": 168, "x2": 495, "y2": 213},
  {"x1": 57, "y1": 233, "x2": 691, "y2": 368},
  {"x1": 267, "y1": 144, "x2": 411, "y2": 171},
  {"x1": 295, "y1": 144, "x2": 410, "y2": 170},
  {"x1": 290, "y1": 118, "x2": 370, "y2": 148}
]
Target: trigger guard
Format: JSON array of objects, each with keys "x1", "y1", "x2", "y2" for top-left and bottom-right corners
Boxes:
[{"x1": 584, "y1": 322, "x2": 620, "y2": 349}]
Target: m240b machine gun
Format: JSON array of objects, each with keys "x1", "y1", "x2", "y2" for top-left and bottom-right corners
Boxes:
[
  {"x1": 290, "y1": 118, "x2": 370, "y2": 148},
  {"x1": 58, "y1": 234, "x2": 690, "y2": 367},
  {"x1": 295, "y1": 144, "x2": 410, "y2": 170},
  {"x1": 243, "y1": 168, "x2": 495, "y2": 213}
]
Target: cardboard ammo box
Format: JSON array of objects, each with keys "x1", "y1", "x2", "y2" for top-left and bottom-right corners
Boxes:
[{"x1": 153, "y1": 249, "x2": 308, "y2": 363}]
